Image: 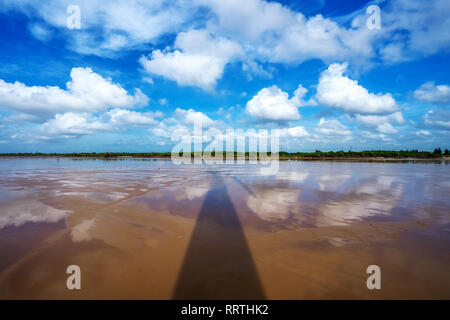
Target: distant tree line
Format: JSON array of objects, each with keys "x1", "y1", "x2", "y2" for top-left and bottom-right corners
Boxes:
[
  {"x1": 0, "y1": 149, "x2": 448, "y2": 159},
  {"x1": 278, "y1": 149, "x2": 448, "y2": 158},
  {"x1": 433, "y1": 147, "x2": 449, "y2": 155}
]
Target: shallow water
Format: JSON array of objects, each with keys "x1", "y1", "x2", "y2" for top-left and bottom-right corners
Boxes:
[{"x1": 0, "y1": 157, "x2": 449, "y2": 299}]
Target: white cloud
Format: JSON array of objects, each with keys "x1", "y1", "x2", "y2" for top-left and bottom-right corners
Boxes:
[
  {"x1": 0, "y1": 67, "x2": 148, "y2": 116},
  {"x1": 0, "y1": 0, "x2": 196, "y2": 56},
  {"x1": 351, "y1": 112, "x2": 405, "y2": 127},
  {"x1": 379, "y1": 42, "x2": 407, "y2": 63},
  {"x1": 151, "y1": 122, "x2": 206, "y2": 144},
  {"x1": 143, "y1": 77, "x2": 154, "y2": 85},
  {"x1": 4, "y1": 113, "x2": 40, "y2": 123},
  {"x1": 140, "y1": 50, "x2": 222, "y2": 90},
  {"x1": 40, "y1": 112, "x2": 111, "y2": 137},
  {"x1": 3, "y1": 0, "x2": 449, "y2": 67},
  {"x1": 315, "y1": 118, "x2": 352, "y2": 136},
  {"x1": 0, "y1": 0, "x2": 373, "y2": 65},
  {"x1": 28, "y1": 23, "x2": 53, "y2": 42},
  {"x1": 106, "y1": 108, "x2": 161, "y2": 126},
  {"x1": 195, "y1": 0, "x2": 294, "y2": 42},
  {"x1": 376, "y1": 123, "x2": 398, "y2": 134},
  {"x1": 292, "y1": 84, "x2": 317, "y2": 106},
  {"x1": 196, "y1": 0, "x2": 376, "y2": 65},
  {"x1": 241, "y1": 60, "x2": 273, "y2": 79},
  {"x1": 414, "y1": 82, "x2": 450, "y2": 104},
  {"x1": 277, "y1": 126, "x2": 309, "y2": 138},
  {"x1": 362, "y1": 131, "x2": 392, "y2": 142},
  {"x1": 175, "y1": 108, "x2": 216, "y2": 127},
  {"x1": 151, "y1": 107, "x2": 218, "y2": 142},
  {"x1": 349, "y1": 111, "x2": 403, "y2": 135},
  {"x1": 268, "y1": 14, "x2": 375, "y2": 65},
  {"x1": 415, "y1": 129, "x2": 431, "y2": 136},
  {"x1": 151, "y1": 122, "x2": 176, "y2": 139},
  {"x1": 381, "y1": 0, "x2": 450, "y2": 59},
  {"x1": 245, "y1": 85, "x2": 301, "y2": 122},
  {"x1": 423, "y1": 110, "x2": 450, "y2": 130},
  {"x1": 316, "y1": 63, "x2": 398, "y2": 114},
  {"x1": 38, "y1": 107, "x2": 162, "y2": 139},
  {"x1": 139, "y1": 29, "x2": 242, "y2": 90}
]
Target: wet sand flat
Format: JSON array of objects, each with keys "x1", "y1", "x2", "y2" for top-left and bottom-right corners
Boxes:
[{"x1": 0, "y1": 157, "x2": 449, "y2": 299}]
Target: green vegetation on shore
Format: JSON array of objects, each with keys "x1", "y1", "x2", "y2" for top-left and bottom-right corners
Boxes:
[{"x1": 0, "y1": 149, "x2": 448, "y2": 159}]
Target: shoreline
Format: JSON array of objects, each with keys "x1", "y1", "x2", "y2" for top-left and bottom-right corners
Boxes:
[{"x1": 0, "y1": 155, "x2": 448, "y2": 162}]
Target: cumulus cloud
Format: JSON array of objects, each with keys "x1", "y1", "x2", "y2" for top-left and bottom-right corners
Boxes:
[
  {"x1": 2, "y1": 0, "x2": 449, "y2": 68},
  {"x1": 316, "y1": 63, "x2": 398, "y2": 114},
  {"x1": 414, "y1": 82, "x2": 450, "y2": 104},
  {"x1": 277, "y1": 126, "x2": 309, "y2": 138},
  {"x1": 196, "y1": 0, "x2": 377, "y2": 65},
  {"x1": 315, "y1": 118, "x2": 352, "y2": 136},
  {"x1": 106, "y1": 108, "x2": 161, "y2": 126},
  {"x1": 376, "y1": 123, "x2": 398, "y2": 134},
  {"x1": 268, "y1": 14, "x2": 375, "y2": 65},
  {"x1": 351, "y1": 112, "x2": 405, "y2": 127},
  {"x1": 0, "y1": 67, "x2": 148, "y2": 116},
  {"x1": 195, "y1": 0, "x2": 294, "y2": 42},
  {"x1": 349, "y1": 111, "x2": 403, "y2": 134},
  {"x1": 38, "y1": 107, "x2": 161, "y2": 139},
  {"x1": 151, "y1": 122, "x2": 176, "y2": 139},
  {"x1": 292, "y1": 84, "x2": 317, "y2": 106},
  {"x1": 245, "y1": 85, "x2": 302, "y2": 122},
  {"x1": 175, "y1": 108, "x2": 216, "y2": 127},
  {"x1": 140, "y1": 50, "x2": 222, "y2": 90},
  {"x1": 423, "y1": 110, "x2": 450, "y2": 130},
  {"x1": 151, "y1": 107, "x2": 218, "y2": 141},
  {"x1": 139, "y1": 29, "x2": 242, "y2": 90},
  {"x1": 40, "y1": 112, "x2": 111, "y2": 138},
  {"x1": 0, "y1": 67, "x2": 160, "y2": 143}
]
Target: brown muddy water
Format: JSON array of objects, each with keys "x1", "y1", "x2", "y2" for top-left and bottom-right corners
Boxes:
[{"x1": 0, "y1": 157, "x2": 449, "y2": 299}]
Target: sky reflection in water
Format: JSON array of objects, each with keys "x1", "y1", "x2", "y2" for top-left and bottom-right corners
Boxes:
[
  {"x1": 0, "y1": 157, "x2": 449, "y2": 299},
  {"x1": 0, "y1": 158, "x2": 449, "y2": 231}
]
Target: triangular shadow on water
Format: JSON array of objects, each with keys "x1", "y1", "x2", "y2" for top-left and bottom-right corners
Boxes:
[{"x1": 172, "y1": 171, "x2": 265, "y2": 299}]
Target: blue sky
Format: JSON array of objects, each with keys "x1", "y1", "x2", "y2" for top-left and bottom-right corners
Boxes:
[{"x1": 0, "y1": 0, "x2": 449, "y2": 152}]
